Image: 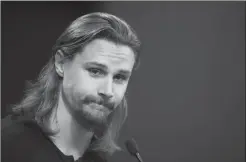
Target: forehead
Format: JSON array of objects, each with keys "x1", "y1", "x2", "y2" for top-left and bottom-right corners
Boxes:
[{"x1": 75, "y1": 39, "x2": 135, "y2": 71}]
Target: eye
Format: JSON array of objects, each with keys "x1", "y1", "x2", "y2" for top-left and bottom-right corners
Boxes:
[
  {"x1": 88, "y1": 68, "x2": 105, "y2": 77},
  {"x1": 114, "y1": 74, "x2": 128, "y2": 83}
]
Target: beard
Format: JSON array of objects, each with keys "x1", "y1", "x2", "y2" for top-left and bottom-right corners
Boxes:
[
  {"x1": 61, "y1": 87, "x2": 116, "y2": 135},
  {"x1": 80, "y1": 102, "x2": 112, "y2": 125}
]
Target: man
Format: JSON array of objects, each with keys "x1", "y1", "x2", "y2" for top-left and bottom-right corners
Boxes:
[{"x1": 1, "y1": 12, "x2": 141, "y2": 162}]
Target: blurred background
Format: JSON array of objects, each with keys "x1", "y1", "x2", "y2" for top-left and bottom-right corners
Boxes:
[{"x1": 1, "y1": 2, "x2": 245, "y2": 162}]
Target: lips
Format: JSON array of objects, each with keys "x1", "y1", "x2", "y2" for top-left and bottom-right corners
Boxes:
[
  {"x1": 89, "y1": 102, "x2": 107, "y2": 111},
  {"x1": 83, "y1": 95, "x2": 114, "y2": 111}
]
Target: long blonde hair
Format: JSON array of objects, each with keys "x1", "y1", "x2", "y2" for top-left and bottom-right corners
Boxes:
[{"x1": 12, "y1": 12, "x2": 141, "y2": 156}]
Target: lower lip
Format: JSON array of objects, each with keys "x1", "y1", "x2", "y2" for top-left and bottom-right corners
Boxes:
[{"x1": 89, "y1": 103, "x2": 105, "y2": 110}]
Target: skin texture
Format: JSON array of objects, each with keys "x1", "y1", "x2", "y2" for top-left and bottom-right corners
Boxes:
[
  {"x1": 60, "y1": 38, "x2": 135, "y2": 127},
  {"x1": 52, "y1": 38, "x2": 135, "y2": 160}
]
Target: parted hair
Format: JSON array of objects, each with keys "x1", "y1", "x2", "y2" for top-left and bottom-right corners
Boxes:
[{"x1": 12, "y1": 12, "x2": 141, "y2": 156}]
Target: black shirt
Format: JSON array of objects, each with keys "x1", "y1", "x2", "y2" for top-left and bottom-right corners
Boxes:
[{"x1": 1, "y1": 115, "x2": 107, "y2": 162}]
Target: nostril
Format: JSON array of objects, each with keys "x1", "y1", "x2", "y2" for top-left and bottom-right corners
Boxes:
[{"x1": 98, "y1": 92, "x2": 113, "y2": 99}]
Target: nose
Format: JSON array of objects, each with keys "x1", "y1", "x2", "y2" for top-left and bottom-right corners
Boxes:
[{"x1": 98, "y1": 78, "x2": 114, "y2": 99}]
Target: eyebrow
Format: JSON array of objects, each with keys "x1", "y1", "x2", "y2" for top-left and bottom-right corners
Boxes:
[
  {"x1": 85, "y1": 61, "x2": 132, "y2": 76},
  {"x1": 85, "y1": 62, "x2": 108, "y2": 69}
]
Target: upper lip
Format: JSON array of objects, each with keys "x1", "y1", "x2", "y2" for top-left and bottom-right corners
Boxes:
[
  {"x1": 91, "y1": 102, "x2": 105, "y2": 108},
  {"x1": 96, "y1": 102, "x2": 113, "y2": 110}
]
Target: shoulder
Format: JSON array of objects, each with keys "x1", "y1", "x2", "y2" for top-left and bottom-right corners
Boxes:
[
  {"x1": 1, "y1": 115, "x2": 68, "y2": 162},
  {"x1": 2, "y1": 116, "x2": 42, "y2": 146},
  {"x1": 2, "y1": 115, "x2": 40, "y2": 139},
  {"x1": 1, "y1": 115, "x2": 49, "y2": 161}
]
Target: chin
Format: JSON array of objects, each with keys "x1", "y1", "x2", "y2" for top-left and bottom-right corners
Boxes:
[
  {"x1": 81, "y1": 105, "x2": 111, "y2": 125},
  {"x1": 90, "y1": 112, "x2": 110, "y2": 125},
  {"x1": 71, "y1": 103, "x2": 113, "y2": 135},
  {"x1": 83, "y1": 110, "x2": 112, "y2": 136}
]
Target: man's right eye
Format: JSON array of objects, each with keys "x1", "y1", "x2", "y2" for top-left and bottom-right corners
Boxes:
[{"x1": 88, "y1": 68, "x2": 105, "y2": 77}]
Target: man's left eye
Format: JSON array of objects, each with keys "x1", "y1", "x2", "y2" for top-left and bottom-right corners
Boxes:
[{"x1": 114, "y1": 74, "x2": 127, "y2": 83}]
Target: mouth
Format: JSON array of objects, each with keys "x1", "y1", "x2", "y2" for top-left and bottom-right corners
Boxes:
[{"x1": 88, "y1": 103, "x2": 108, "y2": 112}]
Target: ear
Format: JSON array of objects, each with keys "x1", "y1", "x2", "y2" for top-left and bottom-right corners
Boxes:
[{"x1": 54, "y1": 50, "x2": 65, "y2": 77}]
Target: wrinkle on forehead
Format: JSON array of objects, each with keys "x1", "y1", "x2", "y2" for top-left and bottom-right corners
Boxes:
[
  {"x1": 99, "y1": 52, "x2": 129, "y2": 61},
  {"x1": 81, "y1": 39, "x2": 135, "y2": 64}
]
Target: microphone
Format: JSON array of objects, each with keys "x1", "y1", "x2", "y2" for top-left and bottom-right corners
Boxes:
[{"x1": 125, "y1": 138, "x2": 144, "y2": 162}]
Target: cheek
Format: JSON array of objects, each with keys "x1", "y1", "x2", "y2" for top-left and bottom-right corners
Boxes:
[
  {"x1": 63, "y1": 69, "x2": 96, "y2": 96},
  {"x1": 114, "y1": 84, "x2": 128, "y2": 102}
]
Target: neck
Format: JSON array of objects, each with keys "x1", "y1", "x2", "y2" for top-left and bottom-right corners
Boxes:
[{"x1": 49, "y1": 95, "x2": 94, "y2": 161}]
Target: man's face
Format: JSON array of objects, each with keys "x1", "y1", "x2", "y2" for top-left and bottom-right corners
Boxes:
[{"x1": 60, "y1": 39, "x2": 135, "y2": 129}]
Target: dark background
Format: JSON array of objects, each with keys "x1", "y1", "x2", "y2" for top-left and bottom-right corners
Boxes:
[{"x1": 1, "y1": 2, "x2": 245, "y2": 162}]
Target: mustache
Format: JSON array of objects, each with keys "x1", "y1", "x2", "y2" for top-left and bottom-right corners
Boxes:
[{"x1": 83, "y1": 95, "x2": 115, "y2": 110}]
